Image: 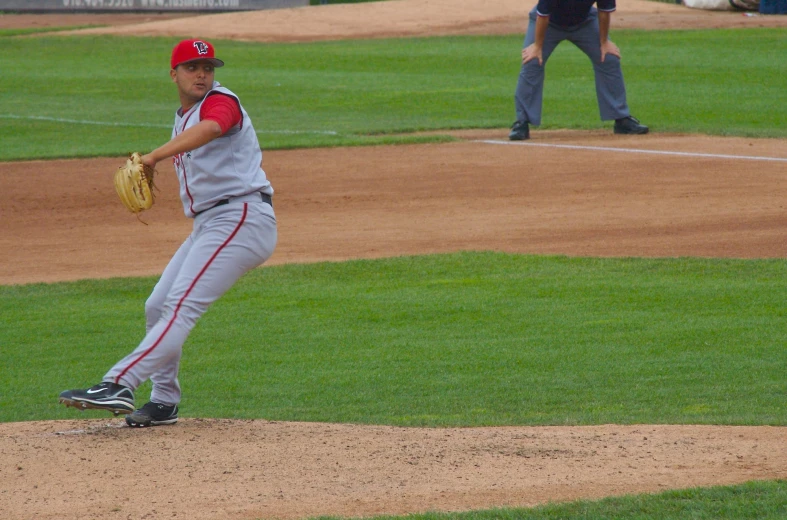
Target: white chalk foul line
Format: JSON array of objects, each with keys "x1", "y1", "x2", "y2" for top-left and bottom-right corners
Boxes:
[
  {"x1": 477, "y1": 139, "x2": 787, "y2": 163},
  {"x1": 0, "y1": 114, "x2": 338, "y2": 135},
  {"x1": 2, "y1": 113, "x2": 171, "y2": 129}
]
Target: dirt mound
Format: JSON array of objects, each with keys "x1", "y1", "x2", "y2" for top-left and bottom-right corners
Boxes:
[{"x1": 3, "y1": 419, "x2": 786, "y2": 520}]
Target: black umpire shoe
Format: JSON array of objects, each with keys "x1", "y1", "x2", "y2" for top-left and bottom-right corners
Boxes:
[
  {"x1": 508, "y1": 120, "x2": 530, "y2": 140},
  {"x1": 59, "y1": 382, "x2": 135, "y2": 415},
  {"x1": 614, "y1": 116, "x2": 649, "y2": 135},
  {"x1": 126, "y1": 401, "x2": 179, "y2": 427}
]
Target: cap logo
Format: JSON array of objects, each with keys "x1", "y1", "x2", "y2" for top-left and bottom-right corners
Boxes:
[{"x1": 193, "y1": 41, "x2": 209, "y2": 55}]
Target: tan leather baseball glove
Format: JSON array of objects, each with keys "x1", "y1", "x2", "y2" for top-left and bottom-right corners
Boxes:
[{"x1": 114, "y1": 152, "x2": 156, "y2": 217}]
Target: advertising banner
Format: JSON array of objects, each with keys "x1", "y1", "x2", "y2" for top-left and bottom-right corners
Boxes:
[{"x1": 0, "y1": 0, "x2": 307, "y2": 11}]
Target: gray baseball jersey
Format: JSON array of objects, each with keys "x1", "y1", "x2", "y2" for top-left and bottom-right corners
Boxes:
[
  {"x1": 173, "y1": 82, "x2": 273, "y2": 217},
  {"x1": 104, "y1": 82, "x2": 278, "y2": 406}
]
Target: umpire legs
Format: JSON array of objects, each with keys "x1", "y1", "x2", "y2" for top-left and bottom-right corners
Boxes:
[
  {"x1": 568, "y1": 9, "x2": 631, "y2": 121},
  {"x1": 514, "y1": 8, "x2": 632, "y2": 125},
  {"x1": 513, "y1": 9, "x2": 561, "y2": 126}
]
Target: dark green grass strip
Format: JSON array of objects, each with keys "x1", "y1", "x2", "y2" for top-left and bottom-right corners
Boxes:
[{"x1": 1, "y1": 253, "x2": 784, "y2": 426}]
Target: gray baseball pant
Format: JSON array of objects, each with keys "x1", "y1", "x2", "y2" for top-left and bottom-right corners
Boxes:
[
  {"x1": 514, "y1": 7, "x2": 631, "y2": 126},
  {"x1": 103, "y1": 195, "x2": 277, "y2": 406}
]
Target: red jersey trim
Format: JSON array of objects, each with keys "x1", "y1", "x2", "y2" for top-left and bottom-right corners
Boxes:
[
  {"x1": 202, "y1": 91, "x2": 243, "y2": 132},
  {"x1": 175, "y1": 108, "x2": 200, "y2": 215}
]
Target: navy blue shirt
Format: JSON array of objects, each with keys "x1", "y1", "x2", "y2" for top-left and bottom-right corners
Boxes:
[{"x1": 535, "y1": 0, "x2": 616, "y2": 27}]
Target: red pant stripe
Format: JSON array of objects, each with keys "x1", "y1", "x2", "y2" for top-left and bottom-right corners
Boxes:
[{"x1": 115, "y1": 204, "x2": 249, "y2": 385}]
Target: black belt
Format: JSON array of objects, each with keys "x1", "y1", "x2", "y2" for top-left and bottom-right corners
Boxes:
[{"x1": 196, "y1": 192, "x2": 272, "y2": 216}]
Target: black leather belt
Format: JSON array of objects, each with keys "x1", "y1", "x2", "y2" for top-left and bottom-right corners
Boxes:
[{"x1": 196, "y1": 192, "x2": 272, "y2": 216}]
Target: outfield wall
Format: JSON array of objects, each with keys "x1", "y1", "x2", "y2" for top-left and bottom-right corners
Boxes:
[{"x1": 0, "y1": 0, "x2": 308, "y2": 12}]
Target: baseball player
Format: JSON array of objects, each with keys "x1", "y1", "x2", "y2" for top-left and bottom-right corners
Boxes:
[
  {"x1": 509, "y1": 0, "x2": 649, "y2": 140},
  {"x1": 59, "y1": 39, "x2": 277, "y2": 427}
]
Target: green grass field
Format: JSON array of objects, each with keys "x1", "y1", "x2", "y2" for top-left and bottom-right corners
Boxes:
[
  {"x1": 0, "y1": 29, "x2": 785, "y2": 160},
  {"x1": 2, "y1": 253, "x2": 786, "y2": 425},
  {"x1": 1, "y1": 25, "x2": 785, "y2": 520}
]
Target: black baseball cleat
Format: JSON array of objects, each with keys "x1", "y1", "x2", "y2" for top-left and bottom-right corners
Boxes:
[
  {"x1": 508, "y1": 120, "x2": 530, "y2": 141},
  {"x1": 614, "y1": 116, "x2": 649, "y2": 135},
  {"x1": 126, "y1": 401, "x2": 179, "y2": 427},
  {"x1": 59, "y1": 382, "x2": 135, "y2": 415}
]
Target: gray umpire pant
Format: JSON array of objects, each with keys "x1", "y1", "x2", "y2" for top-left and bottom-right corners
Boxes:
[{"x1": 514, "y1": 7, "x2": 631, "y2": 126}]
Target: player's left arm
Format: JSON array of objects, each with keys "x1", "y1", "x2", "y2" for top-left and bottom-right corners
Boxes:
[{"x1": 597, "y1": 0, "x2": 621, "y2": 62}]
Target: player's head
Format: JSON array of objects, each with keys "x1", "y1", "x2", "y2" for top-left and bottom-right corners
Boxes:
[
  {"x1": 170, "y1": 39, "x2": 225, "y2": 70},
  {"x1": 170, "y1": 39, "x2": 224, "y2": 110}
]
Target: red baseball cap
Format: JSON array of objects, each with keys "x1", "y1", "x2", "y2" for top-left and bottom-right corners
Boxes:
[{"x1": 170, "y1": 39, "x2": 225, "y2": 69}]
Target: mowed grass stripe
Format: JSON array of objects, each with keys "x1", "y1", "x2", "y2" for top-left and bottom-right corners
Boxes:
[{"x1": 1, "y1": 252, "x2": 784, "y2": 426}]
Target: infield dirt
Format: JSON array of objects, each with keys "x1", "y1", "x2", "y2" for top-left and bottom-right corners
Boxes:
[{"x1": 1, "y1": 2, "x2": 786, "y2": 519}]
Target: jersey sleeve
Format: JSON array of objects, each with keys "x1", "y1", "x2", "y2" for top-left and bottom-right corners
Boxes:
[
  {"x1": 597, "y1": 0, "x2": 617, "y2": 12},
  {"x1": 535, "y1": 0, "x2": 554, "y2": 16},
  {"x1": 200, "y1": 93, "x2": 242, "y2": 135}
]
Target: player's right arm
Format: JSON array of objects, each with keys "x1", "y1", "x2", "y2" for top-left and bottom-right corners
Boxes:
[
  {"x1": 522, "y1": 0, "x2": 552, "y2": 66},
  {"x1": 141, "y1": 120, "x2": 223, "y2": 169},
  {"x1": 140, "y1": 95, "x2": 240, "y2": 169},
  {"x1": 522, "y1": 15, "x2": 549, "y2": 66}
]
